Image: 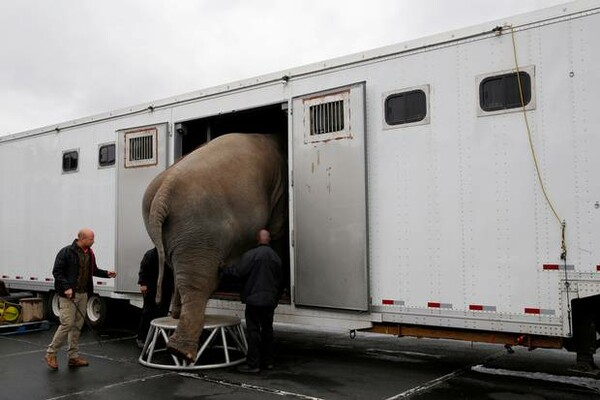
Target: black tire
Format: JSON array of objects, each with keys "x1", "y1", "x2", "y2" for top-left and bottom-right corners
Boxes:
[{"x1": 86, "y1": 295, "x2": 108, "y2": 328}]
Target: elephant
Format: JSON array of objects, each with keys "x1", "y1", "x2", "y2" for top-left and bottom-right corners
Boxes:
[{"x1": 142, "y1": 133, "x2": 287, "y2": 361}]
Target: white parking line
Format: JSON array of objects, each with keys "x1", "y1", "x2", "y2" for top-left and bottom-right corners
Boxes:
[
  {"x1": 180, "y1": 372, "x2": 326, "y2": 400},
  {"x1": 45, "y1": 373, "x2": 175, "y2": 400},
  {"x1": 472, "y1": 365, "x2": 600, "y2": 393},
  {"x1": 384, "y1": 368, "x2": 465, "y2": 400},
  {"x1": 384, "y1": 350, "x2": 508, "y2": 399},
  {"x1": 366, "y1": 349, "x2": 443, "y2": 359}
]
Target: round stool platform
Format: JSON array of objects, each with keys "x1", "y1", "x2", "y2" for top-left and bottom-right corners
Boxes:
[{"x1": 138, "y1": 314, "x2": 247, "y2": 370}]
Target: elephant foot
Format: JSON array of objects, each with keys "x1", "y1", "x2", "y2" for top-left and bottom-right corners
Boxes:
[{"x1": 166, "y1": 335, "x2": 197, "y2": 363}]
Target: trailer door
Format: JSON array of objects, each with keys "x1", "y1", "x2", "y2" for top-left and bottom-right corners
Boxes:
[
  {"x1": 115, "y1": 124, "x2": 168, "y2": 293},
  {"x1": 292, "y1": 83, "x2": 368, "y2": 311}
]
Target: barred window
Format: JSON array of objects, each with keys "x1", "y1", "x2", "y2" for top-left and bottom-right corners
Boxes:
[
  {"x1": 303, "y1": 91, "x2": 351, "y2": 143},
  {"x1": 310, "y1": 100, "x2": 345, "y2": 135},
  {"x1": 124, "y1": 128, "x2": 157, "y2": 168}
]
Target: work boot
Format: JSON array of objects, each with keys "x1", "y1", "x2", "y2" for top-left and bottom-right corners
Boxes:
[
  {"x1": 237, "y1": 364, "x2": 260, "y2": 374},
  {"x1": 44, "y1": 354, "x2": 58, "y2": 370},
  {"x1": 568, "y1": 354, "x2": 600, "y2": 377},
  {"x1": 68, "y1": 357, "x2": 90, "y2": 367},
  {"x1": 261, "y1": 363, "x2": 274, "y2": 371}
]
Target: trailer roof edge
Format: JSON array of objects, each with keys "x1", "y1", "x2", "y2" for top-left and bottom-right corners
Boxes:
[{"x1": 1, "y1": 0, "x2": 596, "y2": 143}]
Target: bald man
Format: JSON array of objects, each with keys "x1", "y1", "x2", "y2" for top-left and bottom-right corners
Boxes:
[{"x1": 44, "y1": 228, "x2": 116, "y2": 370}]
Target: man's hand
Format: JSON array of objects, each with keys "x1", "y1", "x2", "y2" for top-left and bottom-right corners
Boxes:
[
  {"x1": 107, "y1": 271, "x2": 117, "y2": 278},
  {"x1": 140, "y1": 285, "x2": 148, "y2": 295},
  {"x1": 64, "y1": 288, "x2": 73, "y2": 299}
]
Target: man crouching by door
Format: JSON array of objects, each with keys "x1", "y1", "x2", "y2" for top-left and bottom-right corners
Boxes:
[{"x1": 44, "y1": 228, "x2": 116, "y2": 370}]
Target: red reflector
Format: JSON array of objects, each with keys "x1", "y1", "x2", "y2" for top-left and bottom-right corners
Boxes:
[
  {"x1": 543, "y1": 264, "x2": 560, "y2": 270},
  {"x1": 29, "y1": 277, "x2": 38, "y2": 280},
  {"x1": 597, "y1": 265, "x2": 600, "y2": 272},
  {"x1": 15, "y1": 276, "x2": 23, "y2": 280},
  {"x1": 469, "y1": 305, "x2": 484, "y2": 311},
  {"x1": 45, "y1": 278, "x2": 53, "y2": 281},
  {"x1": 96, "y1": 281, "x2": 105, "y2": 285},
  {"x1": 524, "y1": 308, "x2": 540, "y2": 314},
  {"x1": 382, "y1": 299, "x2": 394, "y2": 305},
  {"x1": 1, "y1": 275, "x2": 9, "y2": 279},
  {"x1": 428, "y1": 302, "x2": 441, "y2": 308}
]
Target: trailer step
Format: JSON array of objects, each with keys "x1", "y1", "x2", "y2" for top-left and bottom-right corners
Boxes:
[{"x1": 0, "y1": 320, "x2": 50, "y2": 336}]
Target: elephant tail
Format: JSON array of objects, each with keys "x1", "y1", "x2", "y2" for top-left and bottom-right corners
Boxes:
[{"x1": 146, "y1": 176, "x2": 173, "y2": 306}]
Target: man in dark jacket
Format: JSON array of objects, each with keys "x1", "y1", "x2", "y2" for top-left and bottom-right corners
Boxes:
[
  {"x1": 136, "y1": 247, "x2": 174, "y2": 348},
  {"x1": 221, "y1": 228, "x2": 283, "y2": 373},
  {"x1": 44, "y1": 228, "x2": 116, "y2": 370}
]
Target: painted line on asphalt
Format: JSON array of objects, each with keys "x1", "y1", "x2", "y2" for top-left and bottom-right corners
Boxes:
[
  {"x1": 180, "y1": 372, "x2": 325, "y2": 400},
  {"x1": 1, "y1": 348, "x2": 129, "y2": 365},
  {"x1": 87, "y1": 334, "x2": 138, "y2": 343},
  {"x1": 472, "y1": 365, "x2": 600, "y2": 393},
  {"x1": 0, "y1": 334, "x2": 138, "y2": 362},
  {"x1": 44, "y1": 372, "x2": 175, "y2": 400},
  {"x1": 384, "y1": 350, "x2": 508, "y2": 399},
  {"x1": 384, "y1": 368, "x2": 465, "y2": 399},
  {"x1": 0, "y1": 348, "x2": 45, "y2": 359},
  {"x1": 366, "y1": 348, "x2": 444, "y2": 359}
]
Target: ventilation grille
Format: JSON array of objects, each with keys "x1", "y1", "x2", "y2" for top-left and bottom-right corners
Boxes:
[
  {"x1": 303, "y1": 91, "x2": 350, "y2": 143},
  {"x1": 125, "y1": 128, "x2": 157, "y2": 168},
  {"x1": 129, "y1": 136, "x2": 154, "y2": 161},
  {"x1": 310, "y1": 100, "x2": 345, "y2": 135}
]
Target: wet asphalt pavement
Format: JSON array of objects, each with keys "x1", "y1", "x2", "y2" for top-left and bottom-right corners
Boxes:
[{"x1": 1, "y1": 310, "x2": 600, "y2": 400}]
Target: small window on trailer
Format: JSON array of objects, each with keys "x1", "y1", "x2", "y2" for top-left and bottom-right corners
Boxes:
[
  {"x1": 382, "y1": 85, "x2": 430, "y2": 129},
  {"x1": 477, "y1": 66, "x2": 535, "y2": 115},
  {"x1": 62, "y1": 150, "x2": 79, "y2": 173},
  {"x1": 98, "y1": 143, "x2": 115, "y2": 167},
  {"x1": 124, "y1": 128, "x2": 158, "y2": 168}
]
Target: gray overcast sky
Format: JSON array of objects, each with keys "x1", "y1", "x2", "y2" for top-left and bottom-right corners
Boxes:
[{"x1": 0, "y1": 0, "x2": 568, "y2": 136}]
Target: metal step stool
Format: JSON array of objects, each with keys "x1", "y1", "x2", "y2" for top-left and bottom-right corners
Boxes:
[{"x1": 138, "y1": 315, "x2": 247, "y2": 370}]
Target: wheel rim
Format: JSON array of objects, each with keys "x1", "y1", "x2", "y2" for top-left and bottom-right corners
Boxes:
[
  {"x1": 87, "y1": 296, "x2": 102, "y2": 323},
  {"x1": 51, "y1": 293, "x2": 61, "y2": 318}
]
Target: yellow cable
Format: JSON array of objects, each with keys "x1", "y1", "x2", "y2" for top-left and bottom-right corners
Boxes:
[{"x1": 508, "y1": 25, "x2": 566, "y2": 257}]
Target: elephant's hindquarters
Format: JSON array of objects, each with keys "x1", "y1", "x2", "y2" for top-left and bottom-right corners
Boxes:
[{"x1": 146, "y1": 133, "x2": 286, "y2": 359}]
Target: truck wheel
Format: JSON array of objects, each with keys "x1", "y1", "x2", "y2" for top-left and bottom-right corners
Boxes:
[
  {"x1": 46, "y1": 292, "x2": 61, "y2": 322},
  {"x1": 86, "y1": 295, "x2": 108, "y2": 328}
]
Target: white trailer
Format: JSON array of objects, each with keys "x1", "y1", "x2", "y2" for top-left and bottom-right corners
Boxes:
[{"x1": 1, "y1": 1, "x2": 600, "y2": 355}]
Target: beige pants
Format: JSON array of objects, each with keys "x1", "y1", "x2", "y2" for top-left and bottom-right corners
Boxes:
[{"x1": 46, "y1": 292, "x2": 88, "y2": 359}]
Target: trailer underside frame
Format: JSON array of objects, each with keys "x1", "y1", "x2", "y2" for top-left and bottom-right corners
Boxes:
[{"x1": 363, "y1": 322, "x2": 564, "y2": 350}]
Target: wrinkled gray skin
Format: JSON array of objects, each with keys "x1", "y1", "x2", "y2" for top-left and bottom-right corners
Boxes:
[{"x1": 142, "y1": 133, "x2": 286, "y2": 361}]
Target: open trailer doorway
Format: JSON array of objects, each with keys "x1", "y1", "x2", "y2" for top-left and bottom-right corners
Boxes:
[{"x1": 174, "y1": 102, "x2": 291, "y2": 304}]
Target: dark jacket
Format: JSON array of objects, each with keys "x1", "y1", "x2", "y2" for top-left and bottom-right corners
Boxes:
[
  {"x1": 137, "y1": 248, "x2": 173, "y2": 297},
  {"x1": 138, "y1": 248, "x2": 159, "y2": 287},
  {"x1": 222, "y1": 244, "x2": 282, "y2": 307},
  {"x1": 52, "y1": 239, "x2": 110, "y2": 297}
]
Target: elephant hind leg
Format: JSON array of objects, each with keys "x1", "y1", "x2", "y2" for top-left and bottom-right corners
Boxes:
[
  {"x1": 170, "y1": 285, "x2": 181, "y2": 319},
  {"x1": 167, "y1": 300, "x2": 207, "y2": 362},
  {"x1": 166, "y1": 337, "x2": 197, "y2": 363},
  {"x1": 166, "y1": 283, "x2": 215, "y2": 362}
]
